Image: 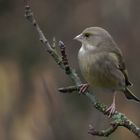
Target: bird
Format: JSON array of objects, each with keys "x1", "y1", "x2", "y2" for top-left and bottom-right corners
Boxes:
[{"x1": 74, "y1": 27, "x2": 140, "y2": 116}]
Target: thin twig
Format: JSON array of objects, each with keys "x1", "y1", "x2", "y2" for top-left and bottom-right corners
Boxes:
[
  {"x1": 58, "y1": 41, "x2": 71, "y2": 74},
  {"x1": 25, "y1": 5, "x2": 64, "y2": 68},
  {"x1": 58, "y1": 85, "x2": 80, "y2": 93},
  {"x1": 88, "y1": 123, "x2": 118, "y2": 137},
  {"x1": 24, "y1": 3, "x2": 140, "y2": 138}
]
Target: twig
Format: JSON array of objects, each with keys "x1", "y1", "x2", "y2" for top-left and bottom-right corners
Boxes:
[
  {"x1": 58, "y1": 85, "x2": 80, "y2": 93},
  {"x1": 88, "y1": 123, "x2": 118, "y2": 137},
  {"x1": 24, "y1": 3, "x2": 140, "y2": 138},
  {"x1": 58, "y1": 41, "x2": 71, "y2": 74},
  {"x1": 25, "y1": 4, "x2": 64, "y2": 69},
  {"x1": 52, "y1": 37, "x2": 56, "y2": 49}
]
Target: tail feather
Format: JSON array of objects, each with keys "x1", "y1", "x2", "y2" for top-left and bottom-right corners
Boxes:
[{"x1": 124, "y1": 88, "x2": 140, "y2": 102}]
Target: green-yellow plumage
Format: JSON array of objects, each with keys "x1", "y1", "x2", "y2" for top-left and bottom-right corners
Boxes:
[{"x1": 74, "y1": 27, "x2": 140, "y2": 115}]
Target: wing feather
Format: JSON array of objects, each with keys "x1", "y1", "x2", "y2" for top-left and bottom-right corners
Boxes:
[{"x1": 110, "y1": 48, "x2": 132, "y2": 87}]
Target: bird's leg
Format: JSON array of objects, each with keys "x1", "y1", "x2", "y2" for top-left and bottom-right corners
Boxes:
[
  {"x1": 106, "y1": 92, "x2": 116, "y2": 117},
  {"x1": 79, "y1": 83, "x2": 89, "y2": 94}
]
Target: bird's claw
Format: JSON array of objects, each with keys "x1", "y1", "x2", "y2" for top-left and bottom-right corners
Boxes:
[
  {"x1": 79, "y1": 83, "x2": 89, "y2": 94},
  {"x1": 106, "y1": 103, "x2": 116, "y2": 118}
]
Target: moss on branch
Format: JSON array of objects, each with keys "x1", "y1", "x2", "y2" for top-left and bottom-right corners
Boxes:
[{"x1": 24, "y1": 2, "x2": 140, "y2": 138}]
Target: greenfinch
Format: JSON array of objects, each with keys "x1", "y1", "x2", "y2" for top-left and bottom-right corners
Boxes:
[{"x1": 74, "y1": 27, "x2": 140, "y2": 116}]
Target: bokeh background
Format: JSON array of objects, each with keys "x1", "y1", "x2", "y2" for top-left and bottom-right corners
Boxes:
[{"x1": 0, "y1": 0, "x2": 140, "y2": 140}]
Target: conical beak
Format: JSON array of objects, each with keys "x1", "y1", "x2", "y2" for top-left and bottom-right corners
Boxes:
[{"x1": 74, "y1": 34, "x2": 83, "y2": 42}]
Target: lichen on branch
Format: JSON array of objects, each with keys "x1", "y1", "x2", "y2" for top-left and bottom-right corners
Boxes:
[{"x1": 24, "y1": 2, "x2": 140, "y2": 138}]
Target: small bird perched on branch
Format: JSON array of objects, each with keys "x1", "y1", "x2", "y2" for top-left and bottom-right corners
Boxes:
[{"x1": 74, "y1": 27, "x2": 140, "y2": 116}]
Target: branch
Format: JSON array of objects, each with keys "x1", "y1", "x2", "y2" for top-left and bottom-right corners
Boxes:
[
  {"x1": 24, "y1": 3, "x2": 64, "y2": 69},
  {"x1": 24, "y1": 2, "x2": 140, "y2": 138},
  {"x1": 88, "y1": 123, "x2": 118, "y2": 137},
  {"x1": 59, "y1": 85, "x2": 82, "y2": 93},
  {"x1": 58, "y1": 41, "x2": 71, "y2": 74}
]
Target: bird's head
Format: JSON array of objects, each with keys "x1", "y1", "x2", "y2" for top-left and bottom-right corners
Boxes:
[{"x1": 74, "y1": 27, "x2": 113, "y2": 48}]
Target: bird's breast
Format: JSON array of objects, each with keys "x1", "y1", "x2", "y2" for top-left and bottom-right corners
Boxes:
[
  {"x1": 78, "y1": 47, "x2": 100, "y2": 83},
  {"x1": 78, "y1": 47, "x2": 121, "y2": 89},
  {"x1": 78, "y1": 47, "x2": 97, "y2": 74}
]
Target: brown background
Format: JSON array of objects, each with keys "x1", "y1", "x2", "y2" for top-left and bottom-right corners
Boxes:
[{"x1": 0, "y1": 0, "x2": 140, "y2": 140}]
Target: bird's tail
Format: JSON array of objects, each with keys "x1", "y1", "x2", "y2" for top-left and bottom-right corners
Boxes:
[{"x1": 124, "y1": 88, "x2": 140, "y2": 102}]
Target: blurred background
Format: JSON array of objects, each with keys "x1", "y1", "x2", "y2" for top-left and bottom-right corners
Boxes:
[{"x1": 0, "y1": 0, "x2": 140, "y2": 140}]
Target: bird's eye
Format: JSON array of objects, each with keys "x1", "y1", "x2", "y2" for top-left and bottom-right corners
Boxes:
[{"x1": 84, "y1": 33, "x2": 91, "y2": 38}]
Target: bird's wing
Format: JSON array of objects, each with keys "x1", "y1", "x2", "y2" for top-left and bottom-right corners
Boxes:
[
  {"x1": 110, "y1": 49, "x2": 132, "y2": 87},
  {"x1": 109, "y1": 50, "x2": 139, "y2": 102}
]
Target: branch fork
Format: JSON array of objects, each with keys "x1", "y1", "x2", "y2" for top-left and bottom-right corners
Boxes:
[{"x1": 24, "y1": 2, "x2": 140, "y2": 138}]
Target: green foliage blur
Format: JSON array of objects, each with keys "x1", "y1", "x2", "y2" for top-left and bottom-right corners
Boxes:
[{"x1": 0, "y1": 0, "x2": 140, "y2": 140}]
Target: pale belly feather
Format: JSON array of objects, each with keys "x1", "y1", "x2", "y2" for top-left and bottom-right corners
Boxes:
[{"x1": 78, "y1": 47, "x2": 124, "y2": 90}]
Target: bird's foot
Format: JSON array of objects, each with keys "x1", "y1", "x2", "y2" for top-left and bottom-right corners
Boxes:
[
  {"x1": 79, "y1": 83, "x2": 89, "y2": 94},
  {"x1": 106, "y1": 103, "x2": 116, "y2": 118}
]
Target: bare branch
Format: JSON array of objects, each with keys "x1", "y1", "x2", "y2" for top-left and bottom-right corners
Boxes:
[
  {"x1": 58, "y1": 41, "x2": 71, "y2": 74},
  {"x1": 52, "y1": 37, "x2": 56, "y2": 49},
  {"x1": 24, "y1": 2, "x2": 140, "y2": 138},
  {"x1": 58, "y1": 85, "x2": 80, "y2": 93},
  {"x1": 88, "y1": 123, "x2": 118, "y2": 137},
  {"x1": 25, "y1": 4, "x2": 64, "y2": 69}
]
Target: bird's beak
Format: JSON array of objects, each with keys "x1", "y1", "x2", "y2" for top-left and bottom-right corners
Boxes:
[{"x1": 74, "y1": 34, "x2": 83, "y2": 42}]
